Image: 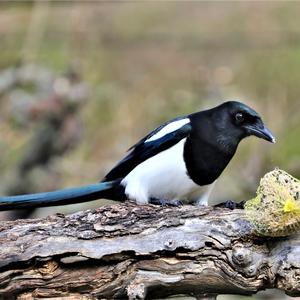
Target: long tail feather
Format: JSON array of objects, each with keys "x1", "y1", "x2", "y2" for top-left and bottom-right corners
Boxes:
[{"x1": 0, "y1": 180, "x2": 123, "y2": 210}]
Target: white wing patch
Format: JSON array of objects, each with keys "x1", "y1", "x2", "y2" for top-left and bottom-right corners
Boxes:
[{"x1": 145, "y1": 118, "x2": 190, "y2": 143}]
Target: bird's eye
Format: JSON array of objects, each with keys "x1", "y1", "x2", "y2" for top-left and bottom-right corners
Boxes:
[{"x1": 235, "y1": 112, "x2": 244, "y2": 123}]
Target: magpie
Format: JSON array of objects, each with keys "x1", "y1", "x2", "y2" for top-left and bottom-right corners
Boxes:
[{"x1": 0, "y1": 101, "x2": 275, "y2": 211}]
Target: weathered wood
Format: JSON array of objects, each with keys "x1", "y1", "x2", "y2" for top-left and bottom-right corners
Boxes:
[{"x1": 0, "y1": 202, "x2": 299, "y2": 299}]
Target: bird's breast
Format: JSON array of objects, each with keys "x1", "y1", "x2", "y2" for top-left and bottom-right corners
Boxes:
[{"x1": 121, "y1": 138, "x2": 199, "y2": 204}]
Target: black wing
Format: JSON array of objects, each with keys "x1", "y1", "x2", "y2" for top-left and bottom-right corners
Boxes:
[{"x1": 102, "y1": 118, "x2": 191, "y2": 181}]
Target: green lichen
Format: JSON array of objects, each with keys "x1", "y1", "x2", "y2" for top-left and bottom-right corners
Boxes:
[{"x1": 245, "y1": 168, "x2": 300, "y2": 237}]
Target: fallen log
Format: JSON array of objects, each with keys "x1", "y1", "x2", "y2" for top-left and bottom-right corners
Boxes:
[{"x1": 0, "y1": 202, "x2": 299, "y2": 299}]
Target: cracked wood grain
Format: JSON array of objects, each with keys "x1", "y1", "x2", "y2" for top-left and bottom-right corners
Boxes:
[{"x1": 0, "y1": 202, "x2": 300, "y2": 299}]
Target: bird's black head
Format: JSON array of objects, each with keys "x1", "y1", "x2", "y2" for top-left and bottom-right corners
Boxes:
[
  {"x1": 186, "y1": 100, "x2": 275, "y2": 186},
  {"x1": 212, "y1": 101, "x2": 275, "y2": 148}
]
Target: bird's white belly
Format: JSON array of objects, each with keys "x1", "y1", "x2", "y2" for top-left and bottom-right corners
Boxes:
[{"x1": 121, "y1": 139, "x2": 201, "y2": 204}]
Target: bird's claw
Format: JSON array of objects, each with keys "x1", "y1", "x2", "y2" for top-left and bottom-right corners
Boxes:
[
  {"x1": 214, "y1": 200, "x2": 245, "y2": 210},
  {"x1": 170, "y1": 199, "x2": 184, "y2": 207},
  {"x1": 149, "y1": 198, "x2": 183, "y2": 207}
]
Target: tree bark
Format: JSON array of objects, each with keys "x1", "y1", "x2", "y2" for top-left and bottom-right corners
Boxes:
[{"x1": 0, "y1": 202, "x2": 300, "y2": 299}]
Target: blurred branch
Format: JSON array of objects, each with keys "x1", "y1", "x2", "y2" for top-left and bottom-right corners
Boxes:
[{"x1": 0, "y1": 203, "x2": 300, "y2": 299}]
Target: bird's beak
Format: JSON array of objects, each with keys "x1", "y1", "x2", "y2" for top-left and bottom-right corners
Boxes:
[{"x1": 245, "y1": 124, "x2": 276, "y2": 143}]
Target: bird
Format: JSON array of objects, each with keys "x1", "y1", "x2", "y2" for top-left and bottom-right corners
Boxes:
[{"x1": 0, "y1": 101, "x2": 275, "y2": 211}]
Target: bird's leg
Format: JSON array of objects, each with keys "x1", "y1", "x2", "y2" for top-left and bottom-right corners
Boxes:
[
  {"x1": 149, "y1": 198, "x2": 183, "y2": 207},
  {"x1": 214, "y1": 200, "x2": 246, "y2": 210}
]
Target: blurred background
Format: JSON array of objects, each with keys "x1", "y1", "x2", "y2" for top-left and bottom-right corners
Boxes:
[
  {"x1": 0, "y1": 1, "x2": 300, "y2": 215},
  {"x1": 0, "y1": 1, "x2": 299, "y2": 299}
]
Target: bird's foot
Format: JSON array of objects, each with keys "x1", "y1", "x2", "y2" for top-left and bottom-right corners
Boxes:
[
  {"x1": 149, "y1": 198, "x2": 183, "y2": 207},
  {"x1": 214, "y1": 200, "x2": 245, "y2": 210}
]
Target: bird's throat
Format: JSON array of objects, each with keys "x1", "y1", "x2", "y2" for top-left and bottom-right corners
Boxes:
[{"x1": 183, "y1": 136, "x2": 236, "y2": 186}]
